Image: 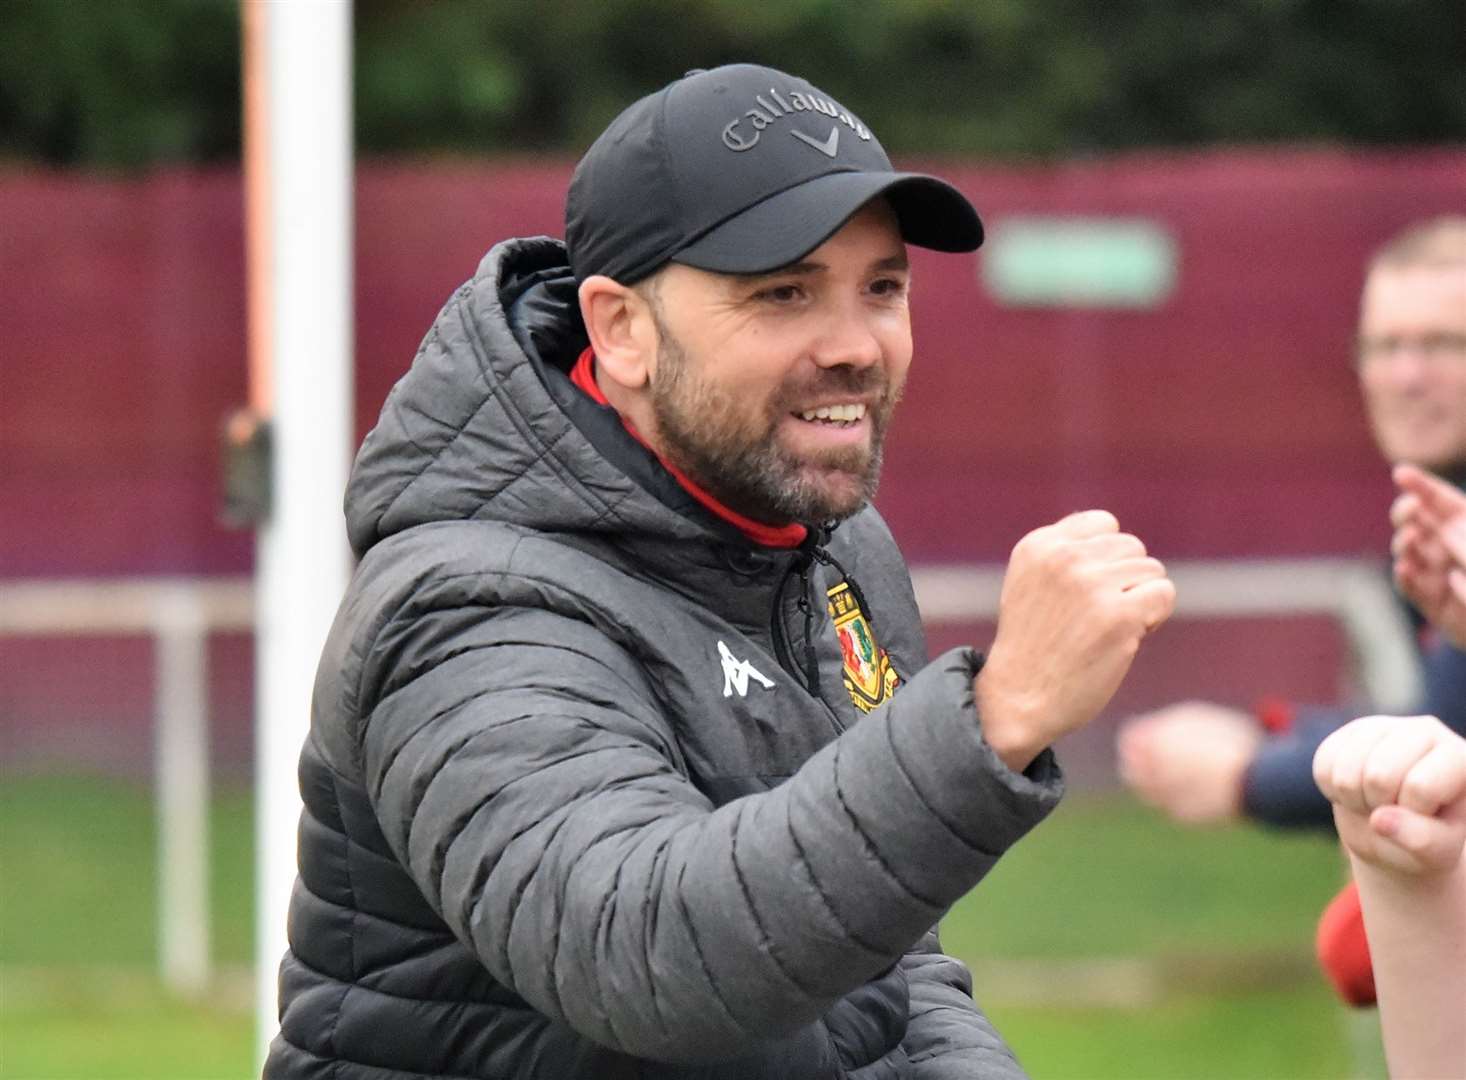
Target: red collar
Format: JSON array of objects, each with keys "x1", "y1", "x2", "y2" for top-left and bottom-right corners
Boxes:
[{"x1": 569, "y1": 347, "x2": 808, "y2": 549}]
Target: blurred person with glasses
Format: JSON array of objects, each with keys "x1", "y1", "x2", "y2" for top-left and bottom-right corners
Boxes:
[{"x1": 1117, "y1": 216, "x2": 1466, "y2": 1006}]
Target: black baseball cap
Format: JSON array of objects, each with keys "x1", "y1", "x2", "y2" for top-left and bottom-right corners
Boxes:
[{"x1": 565, "y1": 63, "x2": 983, "y2": 284}]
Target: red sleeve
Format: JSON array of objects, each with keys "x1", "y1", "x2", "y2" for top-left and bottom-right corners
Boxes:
[{"x1": 1315, "y1": 881, "x2": 1376, "y2": 1007}]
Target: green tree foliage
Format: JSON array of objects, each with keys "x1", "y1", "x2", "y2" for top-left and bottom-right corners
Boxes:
[
  {"x1": 0, "y1": 0, "x2": 241, "y2": 168},
  {"x1": 2, "y1": 0, "x2": 1462, "y2": 169}
]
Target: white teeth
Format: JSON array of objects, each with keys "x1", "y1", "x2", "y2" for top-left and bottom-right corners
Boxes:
[{"x1": 798, "y1": 403, "x2": 866, "y2": 423}]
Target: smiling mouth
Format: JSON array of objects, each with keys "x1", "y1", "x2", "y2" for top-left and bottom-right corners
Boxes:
[{"x1": 796, "y1": 403, "x2": 867, "y2": 426}]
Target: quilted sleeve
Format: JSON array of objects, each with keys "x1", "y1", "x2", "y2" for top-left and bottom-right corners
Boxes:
[
  {"x1": 359, "y1": 595, "x2": 1061, "y2": 1066},
  {"x1": 900, "y1": 927, "x2": 1029, "y2": 1079}
]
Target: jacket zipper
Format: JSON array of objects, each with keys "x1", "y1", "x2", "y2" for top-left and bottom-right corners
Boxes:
[
  {"x1": 768, "y1": 537, "x2": 848, "y2": 733},
  {"x1": 769, "y1": 556, "x2": 808, "y2": 689}
]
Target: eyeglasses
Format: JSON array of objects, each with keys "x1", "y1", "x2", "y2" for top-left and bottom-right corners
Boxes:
[{"x1": 1356, "y1": 332, "x2": 1466, "y2": 368}]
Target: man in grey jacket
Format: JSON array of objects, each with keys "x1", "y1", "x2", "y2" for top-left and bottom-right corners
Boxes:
[{"x1": 267, "y1": 64, "x2": 1175, "y2": 1079}]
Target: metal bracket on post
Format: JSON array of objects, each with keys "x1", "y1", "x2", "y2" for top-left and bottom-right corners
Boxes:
[{"x1": 220, "y1": 408, "x2": 273, "y2": 528}]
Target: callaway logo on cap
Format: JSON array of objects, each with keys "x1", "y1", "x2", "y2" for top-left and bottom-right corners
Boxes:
[{"x1": 565, "y1": 63, "x2": 983, "y2": 284}]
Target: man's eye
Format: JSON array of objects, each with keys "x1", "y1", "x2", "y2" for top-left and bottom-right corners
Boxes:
[
  {"x1": 870, "y1": 277, "x2": 908, "y2": 297},
  {"x1": 756, "y1": 284, "x2": 803, "y2": 304}
]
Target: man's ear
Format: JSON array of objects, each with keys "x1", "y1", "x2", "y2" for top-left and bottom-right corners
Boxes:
[{"x1": 578, "y1": 274, "x2": 657, "y2": 390}]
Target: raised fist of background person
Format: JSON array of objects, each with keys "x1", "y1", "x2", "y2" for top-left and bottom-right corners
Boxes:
[
  {"x1": 1115, "y1": 702, "x2": 1263, "y2": 824},
  {"x1": 976, "y1": 510, "x2": 1176, "y2": 774},
  {"x1": 1311, "y1": 712, "x2": 1466, "y2": 1080},
  {"x1": 1314, "y1": 713, "x2": 1466, "y2": 876}
]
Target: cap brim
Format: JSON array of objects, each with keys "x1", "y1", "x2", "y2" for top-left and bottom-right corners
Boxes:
[{"x1": 671, "y1": 170, "x2": 982, "y2": 275}]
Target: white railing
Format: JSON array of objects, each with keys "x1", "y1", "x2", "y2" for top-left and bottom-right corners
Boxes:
[
  {"x1": 0, "y1": 558, "x2": 1420, "y2": 995},
  {"x1": 912, "y1": 557, "x2": 1423, "y2": 711},
  {"x1": 0, "y1": 577, "x2": 252, "y2": 996}
]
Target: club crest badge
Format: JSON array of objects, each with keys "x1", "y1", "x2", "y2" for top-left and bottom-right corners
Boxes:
[{"x1": 826, "y1": 581, "x2": 901, "y2": 712}]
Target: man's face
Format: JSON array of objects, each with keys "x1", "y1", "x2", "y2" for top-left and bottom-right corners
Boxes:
[
  {"x1": 641, "y1": 200, "x2": 913, "y2": 524},
  {"x1": 1358, "y1": 264, "x2": 1466, "y2": 471}
]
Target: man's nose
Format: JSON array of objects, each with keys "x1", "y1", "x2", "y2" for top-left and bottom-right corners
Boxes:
[
  {"x1": 1378, "y1": 349, "x2": 1435, "y2": 387},
  {"x1": 811, "y1": 305, "x2": 883, "y2": 369}
]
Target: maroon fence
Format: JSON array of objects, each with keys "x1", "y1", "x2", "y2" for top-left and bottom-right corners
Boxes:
[{"x1": 3, "y1": 148, "x2": 1462, "y2": 772}]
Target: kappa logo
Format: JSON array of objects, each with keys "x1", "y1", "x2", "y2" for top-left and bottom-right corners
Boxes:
[
  {"x1": 718, "y1": 640, "x2": 775, "y2": 698},
  {"x1": 790, "y1": 125, "x2": 839, "y2": 158}
]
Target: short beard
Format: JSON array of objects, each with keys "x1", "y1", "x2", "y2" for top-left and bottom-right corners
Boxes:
[{"x1": 647, "y1": 309, "x2": 898, "y2": 526}]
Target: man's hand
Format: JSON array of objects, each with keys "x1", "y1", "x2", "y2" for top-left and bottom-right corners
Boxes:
[
  {"x1": 1391, "y1": 463, "x2": 1466, "y2": 649},
  {"x1": 976, "y1": 510, "x2": 1175, "y2": 773},
  {"x1": 1115, "y1": 702, "x2": 1262, "y2": 824},
  {"x1": 1314, "y1": 714, "x2": 1466, "y2": 877}
]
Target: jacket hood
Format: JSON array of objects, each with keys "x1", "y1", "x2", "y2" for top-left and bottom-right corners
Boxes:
[{"x1": 345, "y1": 237, "x2": 716, "y2": 559}]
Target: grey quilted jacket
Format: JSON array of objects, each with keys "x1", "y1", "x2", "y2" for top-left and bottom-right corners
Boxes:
[{"x1": 265, "y1": 237, "x2": 1064, "y2": 1078}]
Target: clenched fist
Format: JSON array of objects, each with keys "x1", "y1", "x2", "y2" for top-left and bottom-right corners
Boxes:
[
  {"x1": 976, "y1": 510, "x2": 1176, "y2": 773},
  {"x1": 1313, "y1": 713, "x2": 1466, "y2": 877},
  {"x1": 1115, "y1": 701, "x2": 1262, "y2": 824}
]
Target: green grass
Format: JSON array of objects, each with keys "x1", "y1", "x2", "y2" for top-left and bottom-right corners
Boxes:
[
  {"x1": 947, "y1": 793, "x2": 1347, "y2": 959},
  {"x1": 1, "y1": 774, "x2": 1361, "y2": 1079},
  {"x1": 0, "y1": 776, "x2": 253, "y2": 967},
  {"x1": 991, "y1": 987, "x2": 1356, "y2": 1079},
  {"x1": 2, "y1": 975, "x2": 252, "y2": 1080}
]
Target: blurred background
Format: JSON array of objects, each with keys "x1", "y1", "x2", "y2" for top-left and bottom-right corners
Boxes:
[{"x1": 2, "y1": 1, "x2": 1463, "y2": 1076}]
